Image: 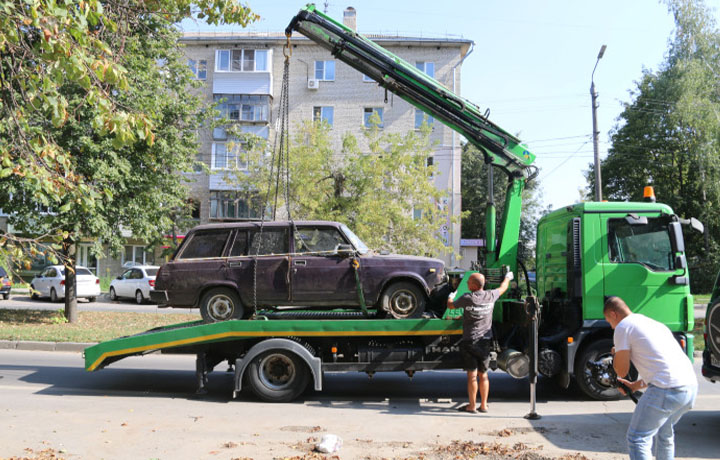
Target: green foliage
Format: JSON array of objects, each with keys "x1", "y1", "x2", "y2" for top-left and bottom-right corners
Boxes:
[
  {"x1": 587, "y1": 0, "x2": 720, "y2": 291},
  {"x1": 227, "y1": 119, "x2": 455, "y2": 258},
  {"x1": 461, "y1": 142, "x2": 548, "y2": 268},
  {"x1": 0, "y1": 1, "x2": 258, "y2": 276}
]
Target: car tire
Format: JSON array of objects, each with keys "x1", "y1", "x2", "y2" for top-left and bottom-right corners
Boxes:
[
  {"x1": 381, "y1": 281, "x2": 426, "y2": 319},
  {"x1": 2, "y1": 293, "x2": 8, "y2": 300},
  {"x1": 30, "y1": 285, "x2": 39, "y2": 300},
  {"x1": 135, "y1": 290, "x2": 144, "y2": 305},
  {"x1": 245, "y1": 350, "x2": 310, "y2": 402},
  {"x1": 575, "y1": 338, "x2": 627, "y2": 400},
  {"x1": 88, "y1": 297, "x2": 96, "y2": 303},
  {"x1": 109, "y1": 287, "x2": 118, "y2": 301},
  {"x1": 200, "y1": 287, "x2": 244, "y2": 323},
  {"x1": 50, "y1": 288, "x2": 60, "y2": 303}
]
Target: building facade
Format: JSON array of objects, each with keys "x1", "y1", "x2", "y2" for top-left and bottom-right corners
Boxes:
[{"x1": 181, "y1": 9, "x2": 472, "y2": 265}]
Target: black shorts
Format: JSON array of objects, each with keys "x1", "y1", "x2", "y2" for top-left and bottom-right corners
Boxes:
[{"x1": 460, "y1": 339, "x2": 492, "y2": 372}]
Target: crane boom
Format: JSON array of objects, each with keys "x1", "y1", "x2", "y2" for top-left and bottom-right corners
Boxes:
[{"x1": 286, "y1": 4, "x2": 537, "y2": 179}]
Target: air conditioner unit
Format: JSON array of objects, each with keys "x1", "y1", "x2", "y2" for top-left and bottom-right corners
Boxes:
[{"x1": 307, "y1": 79, "x2": 320, "y2": 90}]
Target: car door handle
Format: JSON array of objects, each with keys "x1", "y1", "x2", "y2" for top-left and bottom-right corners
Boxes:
[
  {"x1": 229, "y1": 261, "x2": 243, "y2": 268},
  {"x1": 294, "y1": 260, "x2": 306, "y2": 266}
]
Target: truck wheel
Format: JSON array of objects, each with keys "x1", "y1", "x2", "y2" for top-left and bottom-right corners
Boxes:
[
  {"x1": 246, "y1": 350, "x2": 309, "y2": 402},
  {"x1": 200, "y1": 287, "x2": 244, "y2": 323},
  {"x1": 575, "y1": 338, "x2": 624, "y2": 400},
  {"x1": 381, "y1": 281, "x2": 426, "y2": 319}
]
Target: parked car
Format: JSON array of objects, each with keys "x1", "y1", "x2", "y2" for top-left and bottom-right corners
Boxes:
[
  {"x1": 30, "y1": 265, "x2": 100, "y2": 302},
  {"x1": 703, "y1": 270, "x2": 720, "y2": 383},
  {"x1": 109, "y1": 265, "x2": 159, "y2": 304},
  {"x1": 0, "y1": 266, "x2": 12, "y2": 300},
  {"x1": 151, "y1": 221, "x2": 447, "y2": 322}
]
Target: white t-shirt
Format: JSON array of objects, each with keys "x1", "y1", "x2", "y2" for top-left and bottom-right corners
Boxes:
[{"x1": 614, "y1": 313, "x2": 697, "y2": 388}]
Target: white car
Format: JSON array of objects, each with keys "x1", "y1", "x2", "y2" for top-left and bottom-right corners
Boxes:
[
  {"x1": 109, "y1": 265, "x2": 159, "y2": 304},
  {"x1": 30, "y1": 265, "x2": 101, "y2": 302}
]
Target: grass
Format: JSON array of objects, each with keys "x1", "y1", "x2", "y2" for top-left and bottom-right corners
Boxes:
[
  {"x1": 694, "y1": 293, "x2": 711, "y2": 305},
  {"x1": 0, "y1": 309, "x2": 197, "y2": 343},
  {"x1": 693, "y1": 317, "x2": 706, "y2": 352}
]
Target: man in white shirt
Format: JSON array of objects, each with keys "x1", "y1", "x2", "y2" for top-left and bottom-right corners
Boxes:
[{"x1": 604, "y1": 296, "x2": 697, "y2": 460}]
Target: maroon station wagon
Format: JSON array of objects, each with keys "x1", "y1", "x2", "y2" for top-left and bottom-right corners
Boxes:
[{"x1": 151, "y1": 221, "x2": 447, "y2": 322}]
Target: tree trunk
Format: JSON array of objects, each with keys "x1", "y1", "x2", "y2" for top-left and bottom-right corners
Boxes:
[{"x1": 62, "y1": 236, "x2": 78, "y2": 323}]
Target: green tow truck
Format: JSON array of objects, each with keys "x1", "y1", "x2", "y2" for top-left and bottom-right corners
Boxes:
[{"x1": 85, "y1": 5, "x2": 701, "y2": 402}]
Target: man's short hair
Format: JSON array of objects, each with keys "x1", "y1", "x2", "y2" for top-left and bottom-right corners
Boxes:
[
  {"x1": 604, "y1": 296, "x2": 629, "y2": 315},
  {"x1": 468, "y1": 273, "x2": 484, "y2": 291}
]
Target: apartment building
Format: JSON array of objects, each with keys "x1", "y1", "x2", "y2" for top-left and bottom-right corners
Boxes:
[{"x1": 181, "y1": 8, "x2": 472, "y2": 264}]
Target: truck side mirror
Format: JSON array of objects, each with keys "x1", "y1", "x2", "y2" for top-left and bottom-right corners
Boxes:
[
  {"x1": 669, "y1": 221, "x2": 685, "y2": 254},
  {"x1": 690, "y1": 217, "x2": 704, "y2": 233}
]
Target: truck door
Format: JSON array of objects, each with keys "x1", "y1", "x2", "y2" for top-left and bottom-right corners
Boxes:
[
  {"x1": 291, "y1": 225, "x2": 357, "y2": 305},
  {"x1": 600, "y1": 214, "x2": 687, "y2": 329}
]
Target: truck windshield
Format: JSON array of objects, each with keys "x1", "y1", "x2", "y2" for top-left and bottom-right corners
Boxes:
[
  {"x1": 608, "y1": 218, "x2": 674, "y2": 271},
  {"x1": 340, "y1": 224, "x2": 369, "y2": 255}
]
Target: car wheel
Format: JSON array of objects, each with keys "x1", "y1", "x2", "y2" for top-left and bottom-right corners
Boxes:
[
  {"x1": 87, "y1": 297, "x2": 96, "y2": 303},
  {"x1": 30, "y1": 285, "x2": 39, "y2": 300},
  {"x1": 245, "y1": 350, "x2": 310, "y2": 402},
  {"x1": 381, "y1": 281, "x2": 426, "y2": 319},
  {"x1": 135, "y1": 290, "x2": 145, "y2": 305},
  {"x1": 50, "y1": 288, "x2": 60, "y2": 303},
  {"x1": 200, "y1": 287, "x2": 244, "y2": 323},
  {"x1": 2, "y1": 293, "x2": 8, "y2": 300},
  {"x1": 575, "y1": 338, "x2": 626, "y2": 400},
  {"x1": 109, "y1": 287, "x2": 118, "y2": 301}
]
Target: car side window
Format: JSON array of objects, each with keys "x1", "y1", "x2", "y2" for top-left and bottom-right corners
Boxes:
[
  {"x1": 229, "y1": 230, "x2": 249, "y2": 257},
  {"x1": 249, "y1": 228, "x2": 288, "y2": 255},
  {"x1": 178, "y1": 230, "x2": 231, "y2": 259},
  {"x1": 132, "y1": 269, "x2": 143, "y2": 279},
  {"x1": 47, "y1": 268, "x2": 57, "y2": 278},
  {"x1": 121, "y1": 270, "x2": 133, "y2": 280},
  {"x1": 295, "y1": 227, "x2": 347, "y2": 254}
]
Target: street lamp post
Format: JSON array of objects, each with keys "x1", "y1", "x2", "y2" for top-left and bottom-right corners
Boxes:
[{"x1": 591, "y1": 44, "x2": 607, "y2": 202}]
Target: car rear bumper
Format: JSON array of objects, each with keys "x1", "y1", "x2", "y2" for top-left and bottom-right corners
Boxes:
[
  {"x1": 58, "y1": 285, "x2": 101, "y2": 298},
  {"x1": 150, "y1": 290, "x2": 169, "y2": 304},
  {"x1": 702, "y1": 350, "x2": 720, "y2": 383}
]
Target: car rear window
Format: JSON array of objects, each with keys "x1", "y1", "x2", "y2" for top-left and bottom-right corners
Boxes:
[
  {"x1": 76, "y1": 268, "x2": 93, "y2": 276},
  {"x1": 145, "y1": 268, "x2": 158, "y2": 276},
  {"x1": 179, "y1": 230, "x2": 231, "y2": 259}
]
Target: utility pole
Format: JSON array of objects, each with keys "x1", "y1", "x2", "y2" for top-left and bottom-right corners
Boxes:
[{"x1": 591, "y1": 45, "x2": 606, "y2": 202}]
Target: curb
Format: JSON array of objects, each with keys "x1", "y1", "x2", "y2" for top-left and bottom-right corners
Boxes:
[{"x1": 0, "y1": 340, "x2": 96, "y2": 352}]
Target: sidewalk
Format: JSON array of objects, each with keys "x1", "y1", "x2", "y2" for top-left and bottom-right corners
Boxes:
[{"x1": 0, "y1": 339, "x2": 95, "y2": 352}]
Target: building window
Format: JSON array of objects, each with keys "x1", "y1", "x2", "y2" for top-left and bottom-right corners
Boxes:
[
  {"x1": 412, "y1": 208, "x2": 423, "y2": 220},
  {"x1": 216, "y1": 49, "x2": 269, "y2": 72},
  {"x1": 209, "y1": 192, "x2": 260, "y2": 220},
  {"x1": 415, "y1": 61, "x2": 435, "y2": 78},
  {"x1": 313, "y1": 106, "x2": 334, "y2": 126},
  {"x1": 363, "y1": 107, "x2": 384, "y2": 128},
  {"x1": 214, "y1": 94, "x2": 269, "y2": 122},
  {"x1": 188, "y1": 59, "x2": 207, "y2": 80},
  {"x1": 415, "y1": 108, "x2": 434, "y2": 129},
  {"x1": 212, "y1": 142, "x2": 248, "y2": 171},
  {"x1": 314, "y1": 60, "x2": 335, "y2": 81},
  {"x1": 123, "y1": 246, "x2": 155, "y2": 266},
  {"x1": 426, "y1": 156, "x2": 434, "y2": 167}
]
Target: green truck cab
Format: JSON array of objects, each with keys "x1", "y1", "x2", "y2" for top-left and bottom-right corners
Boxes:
[{"x1": 528, "y1": 201, "x2": 695, "y2": 398}]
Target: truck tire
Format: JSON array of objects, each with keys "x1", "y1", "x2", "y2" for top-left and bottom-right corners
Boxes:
[
  {"x1": 381, "y1": 281, "x2": 426, "y2": 319},
  {"x1": 575, "y1": 338, "x2": 624, "y2": 400},
  {"x1": 245, "y1": 350, "x2": 310, "y2": 402},
  {"x1": 200, "y1": 287, "x2": 244, "y2": 323},
  {"x1": 707, "y1": 302, "x2": 720, "y2": 358}
]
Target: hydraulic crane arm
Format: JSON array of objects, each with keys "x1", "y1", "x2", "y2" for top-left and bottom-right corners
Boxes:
[
  {"x1": 286, "y1": 4, "x2": 537, "y2": 180},
  {"x1": 286, "y1": 4, "x2": 537, "y2": 272}
]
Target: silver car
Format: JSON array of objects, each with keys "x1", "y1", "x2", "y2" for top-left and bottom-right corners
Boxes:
[
  {"x1": 109, "y1": 265, "x2": 159, "y2": 304},
  {"x1": 30, "y1": 265, "x2": 101, "y2": 302}
]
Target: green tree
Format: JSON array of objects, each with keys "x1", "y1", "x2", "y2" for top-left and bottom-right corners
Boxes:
[
  {"x1": 461, "y1": 142, "x2": 547, "y2": 269},
  {"x1": 0, "y1": 0, "x2": 258, "y2": 321},
  {"x1": 227, "y1": 118, "x2": 455, "y2": 258},
  {"x1": 587, "y1": 0, "x2": 720, "y2": 291}
]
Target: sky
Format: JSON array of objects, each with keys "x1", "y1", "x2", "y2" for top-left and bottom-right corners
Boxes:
[{"x1": 181, "y1": 0, "x2": 720, "y2": 210}]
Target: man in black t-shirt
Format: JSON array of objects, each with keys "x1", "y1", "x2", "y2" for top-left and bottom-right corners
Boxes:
[{"x1": 448, "y1": 271, "x2": 513, "y2": 413}]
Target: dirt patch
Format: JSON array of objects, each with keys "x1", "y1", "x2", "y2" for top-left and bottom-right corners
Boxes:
[{"x1": 281, "y1": 425, "x2": 325, "y2": 433}]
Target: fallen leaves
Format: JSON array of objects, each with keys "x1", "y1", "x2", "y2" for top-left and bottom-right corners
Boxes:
[{"x1": 8, "y1": 448, "x2": 65, "y2": 460}]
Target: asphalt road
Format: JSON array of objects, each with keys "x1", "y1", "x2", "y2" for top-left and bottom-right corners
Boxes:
[
  {"x1": 0, "y1": 349, "x2": 718, "y2": 459},
  {"x1": 1, "y1": 292, "x2": 708, "y2": 319},
  {"x1": 0, "y1": 293, "x2": 200, "y2": 315}
]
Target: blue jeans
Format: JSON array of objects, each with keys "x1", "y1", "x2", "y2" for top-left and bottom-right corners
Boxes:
[{"x1": 627, "y1": 383, "x2": 697, "y2": 460}]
